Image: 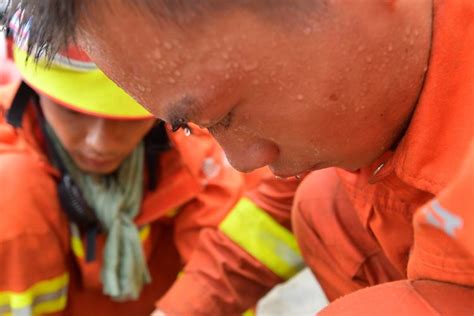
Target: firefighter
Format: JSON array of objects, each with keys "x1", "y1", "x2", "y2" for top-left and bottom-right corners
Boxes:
[{"x1": 0, "y1": 35, "x2": 302, "y2": 315}]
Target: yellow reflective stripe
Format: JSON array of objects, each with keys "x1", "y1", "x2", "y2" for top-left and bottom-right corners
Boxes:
[
  {"x1": 219, "y1": 198, "x2": 304, "y2": 280},
  {"x1": 0, "y1": 273, "x2": 68, "y2": 314},
  {"x1": 139, "y1": 224, "x2": 151, "y2": 242},
  {"x1": 70, "y1": 225, "x2": 84, "y2": 259},
  {"x1": 71, "y1": 224, "x2": 150, "y2": 259},
  {"x1": 242, "y1": 309, "x2": 255, "y2": 316},
  {"x1": 71, "y1": 236, "x2": 85, "y2": 259}
]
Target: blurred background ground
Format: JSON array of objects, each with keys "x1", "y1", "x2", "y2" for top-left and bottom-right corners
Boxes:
[{"x1": 258, "y1": 268, "x2": 328, "y2": 315}]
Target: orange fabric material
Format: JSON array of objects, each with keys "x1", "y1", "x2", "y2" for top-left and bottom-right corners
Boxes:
[
  {"x1": 397, "y1": 0, "x2": 473, "y2": 284},
  {"x1": 158, "y1": 170, "x2": 296, "y2": 314},
  {"x1": 319, "y1": 280, "x2": 474, "y2": 316},
  {"x1": 242, "y1": 167, "x2": 271, "y2": 190},
  {"x1": 293, "y1": 170, "x2": 474, "y2": 314},
  {"x1": 410, "y1": 142, "x2": 474, "y2": 281},
  {"x1": 0, "y1": 152, "x2": 69, "y2": 293},
  {"x1": 246, "y1": 173, "x2": 301, "y2": 232},
  {"x1": 290, "y1": 0, "x2": 473, "y2": 313},
  {"x1": 157, "y1": 230, "x2": 282, "y2": 315},
  {"x1": 292, "y1": 169, "x2": 404, "y2": 301},
  {"x1": 340, "y1": 0, "x2": 473, "y2": 285},
  {"x1": 0, "y1": 100, "x2": 282, "y2": 315},
  {"x1": 433, "y1": 143, "x2": 474, "y2": 255}
]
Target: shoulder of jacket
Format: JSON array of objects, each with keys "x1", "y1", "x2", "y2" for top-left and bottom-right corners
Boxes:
[{"x1": 0, "y1": 152, "x2": 65, "y2": 242}]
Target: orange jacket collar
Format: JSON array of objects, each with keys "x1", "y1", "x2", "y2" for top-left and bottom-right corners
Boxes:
[{"x1": 390, "y1": 0, "x2": 474, "y2": 194}]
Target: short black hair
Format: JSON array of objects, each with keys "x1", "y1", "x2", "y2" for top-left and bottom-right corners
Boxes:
[
  {"x1": 3, "y1": 0, "x2": 77, "y2": 61},
  {"x1": 3, "y1": 0, "x2": 321, "y2": 61}
]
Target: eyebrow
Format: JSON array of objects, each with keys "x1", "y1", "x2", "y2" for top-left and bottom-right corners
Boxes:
[{"x1": 166, "y1": 94, "x2": 200, "y2": 124}]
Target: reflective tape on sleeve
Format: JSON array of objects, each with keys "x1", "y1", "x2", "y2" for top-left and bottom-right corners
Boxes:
[
  {"x1": 219, "y1": 198, "x2": 304, "y2": 280},
  {"x1": 0, "y1": 273, "x2": 69, "y2": 315}
]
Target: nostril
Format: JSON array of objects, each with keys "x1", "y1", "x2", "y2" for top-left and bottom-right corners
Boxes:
[{"x1": 250, "y1": 141, "x2": 279, "y2": 166}]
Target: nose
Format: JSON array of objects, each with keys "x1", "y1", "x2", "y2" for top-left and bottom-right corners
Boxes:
[
  {"x1": 213, "y1": 133, "x2": 279, "y2": 172},
  {"x1": 84, "y1": 119, "x2": 114, "y2": 154}
]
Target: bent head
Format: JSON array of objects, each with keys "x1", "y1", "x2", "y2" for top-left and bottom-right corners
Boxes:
[
  {"x1": 10, "y1": 0, "x2": 433, "y2": 176},
  {"x1": 10, "y1": 34, "x2": 156, "y2": 175},
  {"x1": 39, "y1": 95, "x2": 155, "y2": 174}
]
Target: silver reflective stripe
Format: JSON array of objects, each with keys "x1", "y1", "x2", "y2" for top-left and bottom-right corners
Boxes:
[
  {"x1": 70, "y1": 224, "x2": 81, "y2": 237},
  {"x1": 430, "y1": 200, "x2": 463, "y2": 237},
  {"x1": 0, "y1": 285, "x2": 67, "y2": 316},
  {"x1": 0, "y1": 304, "x2": 10, "y2": 315},
  {"x1": 12, "y1": 306, "x2": 32, "y2": 316}
]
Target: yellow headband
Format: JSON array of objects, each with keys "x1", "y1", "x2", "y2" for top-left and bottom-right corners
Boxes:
[{"x1": 13, "y1": 47, "x2": 153, "y2": 119}]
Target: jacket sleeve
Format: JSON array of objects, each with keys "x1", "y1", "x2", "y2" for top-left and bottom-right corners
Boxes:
[
  {"x1": 157, "y1": 149, "x2": 304, "y2": 315},
  {"x1": 0, "y1": 153, "x2": 70, "y2": 316}
]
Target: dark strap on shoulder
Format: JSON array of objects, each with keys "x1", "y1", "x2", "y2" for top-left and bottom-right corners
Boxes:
[
  {"x1": 144, "y1": 121, "x2": 171, "y2": 191},
  {"x1": 6, "y1": 81, "x2": 68, "y2": 174},
  {"x1": 6, "y1": 81, "x2": 36, "y2": 128}
]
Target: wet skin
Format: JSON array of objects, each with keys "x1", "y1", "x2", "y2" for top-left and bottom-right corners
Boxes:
[
  {"x1": 40, "y1": 95, "x2": 155, "y2": 175},
  {"x1": 76, "y1": 0, "x2": 433, "y2": 177}
]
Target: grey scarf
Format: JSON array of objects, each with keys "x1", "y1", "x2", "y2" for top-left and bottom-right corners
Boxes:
[{"x1": 45, "y1": 123, "x2": 151, "y2": 301}]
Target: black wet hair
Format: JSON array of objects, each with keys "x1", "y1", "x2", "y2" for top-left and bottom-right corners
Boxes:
[{"x1": 3, "y1": 0, "x2": 81, "y2": 61}]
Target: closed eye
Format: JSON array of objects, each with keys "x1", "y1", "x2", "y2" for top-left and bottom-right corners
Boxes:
[{"x1": 207, "y1": 110, "x2": 233, "y2": 134}]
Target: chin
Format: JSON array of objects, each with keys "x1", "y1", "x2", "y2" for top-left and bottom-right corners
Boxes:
[
  {"x1": 79, "y1": 165, "x2": 119, "y2": 175},
  {"x1": 73, "y1": 158, "x2": 121, "y2": 175},
  {"x1": 269, "y1": 163, "x2": 320, "y2": 179},
  {"x1": 270, "y1": 157, "x2": 338, "y2": 178}
]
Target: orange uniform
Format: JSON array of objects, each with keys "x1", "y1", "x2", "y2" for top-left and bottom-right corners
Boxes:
[
  {"x1": 0, "y1": 92, "x2": 303, "y2": 315},
  {"x1": 259, "y1": 0, "x2": 474, "y2": 314}
]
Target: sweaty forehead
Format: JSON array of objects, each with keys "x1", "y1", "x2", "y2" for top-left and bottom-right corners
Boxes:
[{"x1": 8, "y1": 0, "x2": 318, "y2": 62}]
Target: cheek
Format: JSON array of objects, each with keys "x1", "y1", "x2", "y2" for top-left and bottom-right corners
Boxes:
[
  {"x1": 55, "y1": 124, "x2": 86, "y2": 152},
  {"x1": 42, "y1": 114, "x2": 84, "y2": 152}
]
